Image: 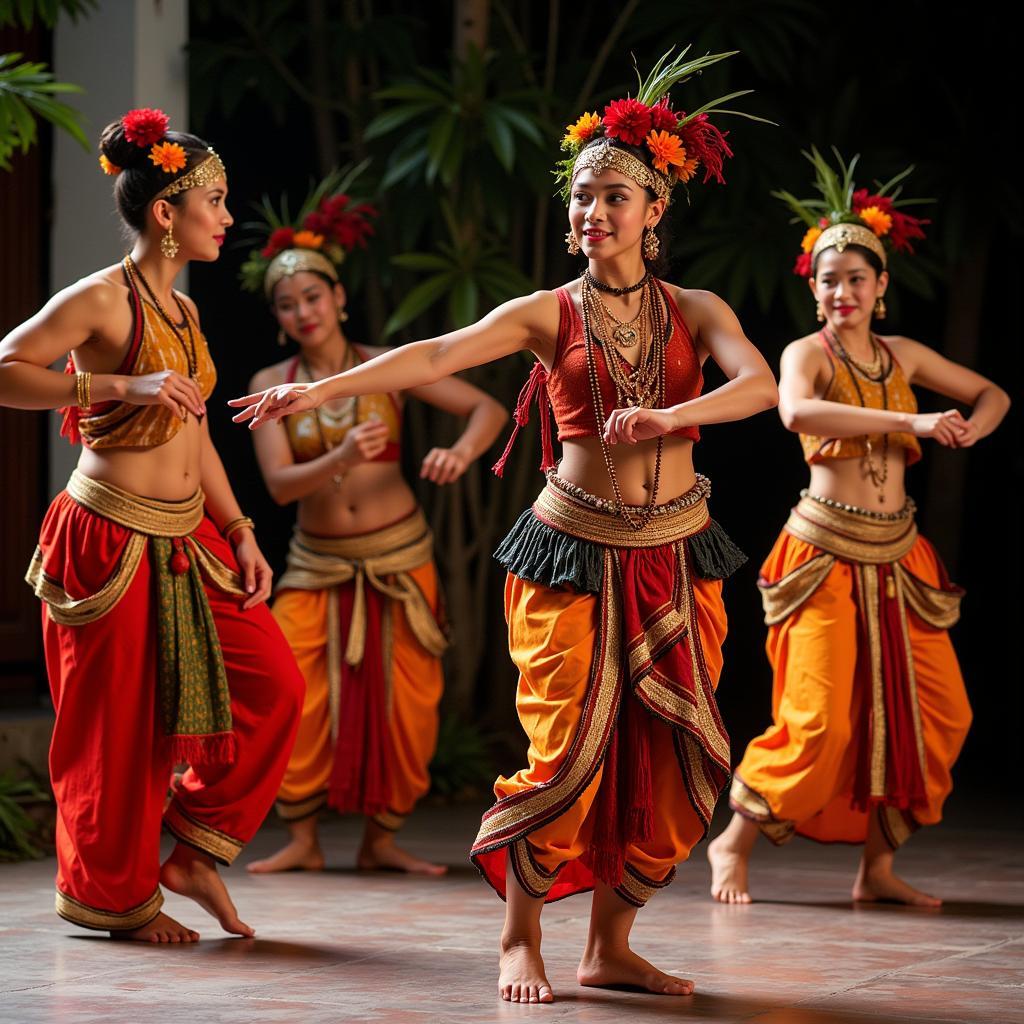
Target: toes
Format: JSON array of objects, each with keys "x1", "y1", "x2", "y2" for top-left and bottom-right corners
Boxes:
[
  {"x1": 511, "y1": 983, "x2": 521, "y2": 1002},
  {"x1": 539, "y1": 986, "x2": 554, "y2": 1004}
]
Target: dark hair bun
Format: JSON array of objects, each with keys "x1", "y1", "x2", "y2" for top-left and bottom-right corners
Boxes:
[{"x1": 98, "y1": 120, "x2": 147, "y2": 170}]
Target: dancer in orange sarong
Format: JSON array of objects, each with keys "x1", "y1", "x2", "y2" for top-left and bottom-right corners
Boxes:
[{"x1": 708, "y1": 150, "x2": 1010, "y2": 906}]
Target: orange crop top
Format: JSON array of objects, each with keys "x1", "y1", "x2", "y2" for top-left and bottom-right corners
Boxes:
[
  {"x1": 493, "y1": 280, "x2": 702, "y2": 476},
  {"x1": 61, "y1": 267, "x2": 217, "y2": 449},
  {"x1": 282, "y1": 347, "x2": 402, "y2": 464},
  {"x1": 799, "y1": 334, "x2": 921, "y2": 466}
]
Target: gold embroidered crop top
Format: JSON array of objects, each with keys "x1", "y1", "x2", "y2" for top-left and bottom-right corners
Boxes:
[
  {"x1": 64, "y1": 269, "x2": 217, "y2": 450},
  {"x1": 799, "y1": 334, "x2": 921, "y2": 466},
  {"x1": 282, "y1": 349, "x2": 402, "y2": 463}
]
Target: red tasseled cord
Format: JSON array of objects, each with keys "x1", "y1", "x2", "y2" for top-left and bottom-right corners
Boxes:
[
  {"x1": 58, "y1": 356, "x2": 82, "y2": 445},
  {"x1": 492, "y1": 361, "x2": 555, "y2": 478},
  {"x1": 626, "y1": 691, "x2": 654, "y2": 844}
]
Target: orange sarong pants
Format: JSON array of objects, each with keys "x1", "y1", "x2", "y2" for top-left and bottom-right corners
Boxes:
[
  {"x1": 272, "y1": 560, "x2": 444, "y2": 830},
  {"x1": 735, "y1": 528, "x2": 971, "y2": 845},
  {"x1": 484, "y1": 570, "x2": 727, "y2": 903}
]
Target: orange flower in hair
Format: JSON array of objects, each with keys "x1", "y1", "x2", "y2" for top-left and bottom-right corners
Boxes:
[
  {"x1": 645, "y1": 129, "x2": 687, "y2": 174},
  {"x1": 801, "y1": 225, "x2": 823, "y2": 253},
  {"x1": 858, "y1": 205, "x2": 893, "y2": 238},
  {"x1": 292, "y1": 230, "x2": 325, "y2": 249},
  {"x1": 99, "y1": 154, "x2": 121, "y2": 176},
  {"x1": 562, "y1": 111, "x2": 601, "y2": 148},
  {"x1": 149, "y1": 141, "x2": 187, "y2": 174}
]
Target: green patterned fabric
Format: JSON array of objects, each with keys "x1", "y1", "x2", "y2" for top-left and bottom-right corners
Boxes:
[{"x1": 152, "y1": 537, "x2": 234, "y2": 764}]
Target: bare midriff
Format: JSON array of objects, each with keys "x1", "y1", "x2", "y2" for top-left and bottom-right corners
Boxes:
[
  {"x1": 76, "y1": 420, "x2": 205, "y2": 501},
  {"x1": 296, "y1": 460, "x2": 418, "y2": 536},
  {"x1": 557, "y1": 433, "x2": 697, "y2": 506},
  {"x1": 807, "y1": 448, "x2": 909, "y2": 513}
]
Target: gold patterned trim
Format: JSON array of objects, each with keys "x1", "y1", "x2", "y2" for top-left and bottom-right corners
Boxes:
[
  {"x1": 276, "y1": 791, "x2": 329, "y2": 822},
  {"x1": 878, "y1": 805, "x2": 918, "y2": 850},
  {"x1": 572, "y1": 138, "x2": 672, "y2": 203},
  {"x1": 164, "y1": 801, "x2": 244, "y2": 865},
  {"x1": 758, "y1": 552, "x2": 836, "y2": 626},
  {"x1": 614, "y1": 863, "x2": 676, "y2": 908},
  {"x1": 277, "y1": 510, "x2": 447, "y2": 668},
  {"x1": 509, "y1": 838, "x2": 559, "y2": 898},
  {"x1": 784, "y1": 496, "x2": 917, "y2": 564},
  {"x1": 896, "y1": 563, "x2": 963, "y2": 630},
  {"x1": 811, "y1": 222, "x2": 887, "y2": 267},
  {"x1": 532, "y1": 482, "x2": 710, "y2": 548},
  {"x1": 371, "y1": 809, "x2": 407, "y2": 833},
  {"x1": 26, "y1": 536, "x2": 147, "y2": 626},
  {"x1": 729, "y1": 775, "x2": 795, "y2": 845},
  {"x1": 191, "y1": 540, "x2": 246, "y2": 596},
  {"x1": 55, "y1": 886, "x2": 164, "y2": 932},
  {"x1": 66, "y1": 470, "x2": 204, "y2": 536}
]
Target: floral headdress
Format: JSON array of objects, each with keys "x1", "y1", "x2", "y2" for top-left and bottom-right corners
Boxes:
[
  {"x1": 99, "y1": 107, "x2": 226, "y2": 195},
  {"x1": 774, "y1": 147, "x2": 931, "y2": 277},
  {"x1": 239, "y1": 166, "x2": 378, "y2": 298},
  {"x1": 555, "y1": 47, "x2": 770, "y2": 205}
]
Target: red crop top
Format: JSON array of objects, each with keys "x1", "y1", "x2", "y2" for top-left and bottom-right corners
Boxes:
[{"x1": 493, "y1": 281, "x2": 702, "y2": 477}]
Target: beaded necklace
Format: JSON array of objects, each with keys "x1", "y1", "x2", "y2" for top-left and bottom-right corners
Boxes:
[
  {"x1": 298, "y1": 345, "x2": 359, "y2": 489},
  {"x1": 822, "y1": 327, "x2": 892, "y2": 503},
  {"x1": 584, "y1": 268, "x2": 650, "y2": 296},
  {"x1": 124, "y1": 255, "x2": 200, "y2": 385},
  {"x1": 579, "y1": 274, "x2": 671, "y2": 531}
]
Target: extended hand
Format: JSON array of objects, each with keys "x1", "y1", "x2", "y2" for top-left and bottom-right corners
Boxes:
[
  {"x1": 228, "y1": 383, "x2": 318, "y2": 428},
  {"x1": 420, "y1": 446, "x2": 469, "y2": 485},
  {"x1": 603, "y1": 406, "x2": 681, "y2": 445}
]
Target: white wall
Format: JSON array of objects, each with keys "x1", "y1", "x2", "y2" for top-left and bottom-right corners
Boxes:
[{"x1": 49, "y1": 0, "x2": 188, "y2": 495}]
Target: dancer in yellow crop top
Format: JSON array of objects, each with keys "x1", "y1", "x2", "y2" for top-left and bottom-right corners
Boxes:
[
  {"x1": 241, "y1": 189, "x2": 507, "y2": 877},
  {"x1": 709, "y1": 150, "x2": 1010, "y2": 907}
]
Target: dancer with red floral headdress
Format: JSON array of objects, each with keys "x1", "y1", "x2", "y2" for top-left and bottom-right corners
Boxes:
[
  {"x1": 708, "y1": 149, "x2": 1010, "y2": 906},
  {"x1": 231, "y1": 48, "x2": 777, "y2": 1002},
  {"x1": 238, "y1": 177, "x2": 507, "y2": 876},
  {"x1": 0, "y1": 109, "x2": 304, "y2": 942}
]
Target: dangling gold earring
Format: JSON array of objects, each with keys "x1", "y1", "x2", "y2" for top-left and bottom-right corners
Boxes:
[
  {"x1": 816, "y1": 301, "x2": 825, "y2": 323},
  {"x1": 160, "y1": 223, "x2": 179, "y2": 259},
  {"x1": 874, "y1": 296, "x2": 887, "y2": 319},
  {"x1": 565, "y1": 230, "x2": 581, "y2": 255},
  {"x1": 642, "y1": 226, "x2": 660, "y2": 261},
  {"x1": 338, "y1": 307, "x2": 349, "y2": 323},
  {"x1": 277, "y1": 328, "x2": 287, "y2": 347}
]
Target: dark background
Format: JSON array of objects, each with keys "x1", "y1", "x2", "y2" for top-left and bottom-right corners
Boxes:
[{"x1": 4, "y1": 2, "x2": 1021, "y2": 804}]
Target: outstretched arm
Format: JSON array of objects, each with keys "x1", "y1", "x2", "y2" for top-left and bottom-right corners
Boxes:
[
  {"x1": 229, "y1": 291, "x2": 557, "y2": 429},
  {"x1": 604, "y1": 289, "x2": 778, "y2": 445}
]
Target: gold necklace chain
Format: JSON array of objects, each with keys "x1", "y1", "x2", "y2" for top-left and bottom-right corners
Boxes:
[{"x1": 593, "y1": 287, "x2": 649, "y2": 348}]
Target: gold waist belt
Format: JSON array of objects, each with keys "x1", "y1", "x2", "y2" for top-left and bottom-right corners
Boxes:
[
  {"x1": 277, "y1": 508, "x2": 447, "y2": 667},
  {"x1": 784, "y1": 494, "x2": 918, "y2": 564},
  {"x1": 532, "y1": 481, "x2": 710, "y2": 549},
  {"x1": 67, "y1": 469, "x2": 204, "y2": 537}
]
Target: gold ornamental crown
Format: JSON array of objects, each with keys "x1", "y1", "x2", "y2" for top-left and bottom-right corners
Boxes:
[
  {"x1": 264, "y1": 248, "x2": 340, "y2": 299},
  {"x1": 571, "y1": 139, "x2": 673, "y2": 204},
  {"x1": 811, "y1": 222, "x2": 887, "y2": 268},
  {"x1": 155, "y1": 148, "x2": 227, "y2": 200}
]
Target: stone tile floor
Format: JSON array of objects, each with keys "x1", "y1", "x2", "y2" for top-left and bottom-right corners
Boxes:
[{"x1": 1, "y1": 802, "x2": 1021, "y2": 1023}]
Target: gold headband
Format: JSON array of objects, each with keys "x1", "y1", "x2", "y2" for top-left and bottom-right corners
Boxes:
[
  {"x1": 264, "y1": 248, "x2": 339, "y2": 299},
  {"x1": 811, "y1": 222, "x2": 887, "y2": 268},
  {"x1": 570, "y1": 139, "x2": 672, "y2": 204},
  {"x1": 154, "y1": 149, "x2": 227, "y2": 200}
]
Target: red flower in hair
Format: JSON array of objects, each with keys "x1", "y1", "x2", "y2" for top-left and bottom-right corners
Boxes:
[
  {"x1": 677, "y1": 113, "x2": 734, "y2": 184},
  {"x1": 888, "y1": 210, "x2": 929, "y2": 253},
  {"x1": 122, "y1": 108, "x2": 169, "y2": 148},
  {"x1": 649, "y1": 99, "x2": 679, "y2": 133},
  {"x1": 793, "y1": 251, "x2": 813, "y2": 277},
  {"x1": 262, "y1": 227, "x2": 295, "y2": 259},
  {"x1": 603, "y1": 98, "x2": 653, "y2": 146},
  {"x1": 852, "y1": 189, "x2": 893, "y2": 215}
]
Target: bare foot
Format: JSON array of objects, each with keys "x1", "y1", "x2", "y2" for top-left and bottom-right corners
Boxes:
[
  {"x1": 160, "y1": 846, "x2": 255, "y2": 937},
  {"x1": 499, "y1": 936, "x2": 554, "y2": 1003},
  {"x1": 357, "y1": 837, "x2": 447, "y2": 876},
  {"x1": 113, "y1": 911, "x2": 199, "y2": 944},
  {"x1": 247, "y1": 838, "x2": 325, "y2": 874},
  {"x1": 578, "y1": 947, "x2": 694, "y2": 996},
  {"x1": 853, "y1": 863, "x2": 942, "y2": 907},
  {"x1": 708, "y1": 834, "x2": 753, "y2": 904}
]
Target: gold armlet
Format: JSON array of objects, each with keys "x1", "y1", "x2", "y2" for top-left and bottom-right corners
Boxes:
[{"x1": 222, "y1": 516, "x2": 255, "y2": 543}]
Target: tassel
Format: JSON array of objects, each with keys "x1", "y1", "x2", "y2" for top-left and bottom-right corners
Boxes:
[
  {"x1": 492, "y1": 361, "x2": 552, "y2": 478},
  {"x1": 590, "y1": 722, "x2": 625, "y2": 887},
  {"x1": 170, "y1": 537, "x2": 191, "y2": 576},
  {"x1": 625, "y1": 693, "x2": 654, "y2": 844},
  {"x1": 167, "y1": 732, "x2": 237, "y2": 767},
  {"x1": 58, "y1": 356, "x2": 82, "y2": 446},
  {"x1": 689, "y1": 520, "x2": 747, "y2": 579}
]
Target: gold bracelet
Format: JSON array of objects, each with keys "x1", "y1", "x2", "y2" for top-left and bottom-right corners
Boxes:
[
  {"x1": 222, "y1": 516, "x2": 255, "y2": 542},
  {"x1": 75, "y1": 371, "x2": 92, "y2": 409}
]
